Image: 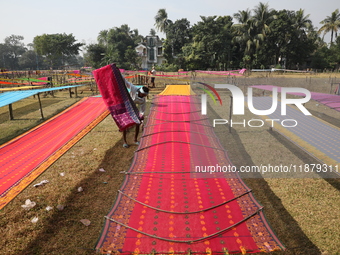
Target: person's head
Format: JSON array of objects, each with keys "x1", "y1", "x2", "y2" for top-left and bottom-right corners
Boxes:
[{"x1": 138, "y1": 86, "x2": 149, "y2": 97}]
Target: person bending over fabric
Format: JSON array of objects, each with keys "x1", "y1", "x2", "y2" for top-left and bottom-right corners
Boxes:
[{"x1": 123, "y1": 78, "x2": 149, "y2": 148}]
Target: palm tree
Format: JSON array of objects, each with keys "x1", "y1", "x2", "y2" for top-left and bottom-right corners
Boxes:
[
  {"x1": 318, "y1": 9, "x2": 340, "y2": 44},
  {"x1": 233, "y1": 9, "x2": 252, "y2": 25},
  {"x1": 97, "y1": 30, "x2": 108, "y2": 46},
  {"x1": 291, "y1": 9, "x2": 313, "y2": 43},
  {"x1": 154, "y1": 9, "x2": 171, "y2": 35},
  {"x1": 252, "y1": 2, "x2": 276, "y2": 36},
  {"x1": 233, "y1": 9, "x2": 264, "y2": 57},
  {"x1": 293, "y1": 9, "x2": 312, "y2": 31}
]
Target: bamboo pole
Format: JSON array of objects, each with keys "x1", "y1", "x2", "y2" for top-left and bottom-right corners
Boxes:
[{"x1": 37, "y1": 93, "x2": 44, "y2": 120}]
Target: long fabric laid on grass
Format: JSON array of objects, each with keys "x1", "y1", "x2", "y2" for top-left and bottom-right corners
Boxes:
[
  {"x1": 0, "y1": 97, "x2": 109, "y2": 209},
  {"x1": 96, "y1": 95, "x2": 285, "y2": 254},
  {"x1": 93, "y1": 64, "x2": 141, "y2": 131},
  {"x1": 251, "y1": 85, "x2": 340, "y2": 112},
  {"x1": 249, "y1": 96, "x2": 340, "y2": 174},
  {"x1": 159, "y1": 85, "x2": 194, "y2": 95}
]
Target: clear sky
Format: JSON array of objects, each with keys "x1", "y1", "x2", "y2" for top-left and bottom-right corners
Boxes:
[{"x1": 1, "y1": 0, "x2": 338, "y2": 49}]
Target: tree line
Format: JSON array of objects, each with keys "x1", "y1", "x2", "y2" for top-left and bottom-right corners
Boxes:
[
  {"x1": 86, "y1": 3, "x2": 340, "y2": 71},
  {"x1": 1, "y1": 2, "x2": 339, "y2": 72},
  {"x1": 0, "y1": 34, "x2": 84, "y2": 71},
  {"x1": 153, "y1": 4, "x2": 340, "y2": 71}
]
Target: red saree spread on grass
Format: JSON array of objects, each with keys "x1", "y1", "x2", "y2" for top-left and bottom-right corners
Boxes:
[
  {"x1": 0, "y1": 97, "x2": 109, "y2": 209},
  {"x1": 96, "y1": 95, "x2": 285, "y2": 254}
]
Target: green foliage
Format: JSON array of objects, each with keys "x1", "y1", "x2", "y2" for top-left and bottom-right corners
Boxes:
[
  {"x1": 318, "y1": 9, "x2": 340, "y2": 44},
  {"x1": 311, "y1": 46, "x2": 332, "y2": 69},
  {"x1": 232, "y1": 3, "x2": 276, "y2": 69},
  {"x1": 164, "y1": 18, "x2": 192, "y2": 58},
  {"x1": 18, "y1": 50, "x2": 40, "y2": 70},
  {"x1": 33, "y1": 33, "x2": 84, "y2": 69},
  {"x1": 154, "y1": 9, "x2": 171, "y2": 34},
  {"x1": 0, "y1": 35, "x2": 26, "y2": 70},
  {"x1": 90, "y1": 24, "x2": 143, "y2": 69},
  {"x1": 156, "y1": 63, "x2": 179, "y2": 72},
  {"x1": 124, "y1": 46, "x2": 141, "y2": 70},
  {"x1": 83, "y1": 44, "x2": 106, "y2": 69},
  {"x1": 182, "y1": 15, "x2": 233, "y2": 70}
]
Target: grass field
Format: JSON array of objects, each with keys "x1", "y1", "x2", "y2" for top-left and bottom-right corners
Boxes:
[{"x1": 0, "y1": 72, "x2": 339, "y2": 255}]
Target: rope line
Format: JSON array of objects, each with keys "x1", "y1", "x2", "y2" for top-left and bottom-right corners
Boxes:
[
  {"x1": 149, "y1": 109, "x2": 201, "y2": 114},
  {"x1": 152, "y1": 117, "x2": 210, "y2": 123},
  {"x1": 151, "y1": 101, "x2": 201, "y2": 105},
  {"x1": 120, "y1": 171, "x2": 236, "y2": 175},
  {"x1": 104, "y1": 208, "x2": 262, "y2": 244},
  {"x1": 118, "y1": 189, "x2": 252, "y2": 214},
  {"x1": 141, "y1": 130, "x2": 216, "y2": 139},
  {"x1": 144, "y1": 121, "x2": 212, "y2": 128},
  {"x1": 121, "y1": 171, "x2": 192, "y2": 174},
  {"x1": 135, "y1": 140, "x2": 224, "y2": 152}
]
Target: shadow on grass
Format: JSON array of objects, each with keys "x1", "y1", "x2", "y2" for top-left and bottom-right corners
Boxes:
[
  {"x1": 209, "y1": 104, "x2": 321, "y2": 255},
  {"x1": 19, "y1": 134, "x2": 136, "y2": 255},
  {"x1": 268, "y1": 129, "x2": 340, "y2": 190},
  {"x1": 307, "y1": 109, "x2": 340, "y2": 128},
  {"x1": 0, "y1": 99, "x2": 63, "y2": 122}
]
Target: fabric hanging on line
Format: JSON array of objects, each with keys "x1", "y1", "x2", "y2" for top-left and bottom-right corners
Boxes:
[{"x1": 93, "y1": 63, "x2": 141, "y2": 131}]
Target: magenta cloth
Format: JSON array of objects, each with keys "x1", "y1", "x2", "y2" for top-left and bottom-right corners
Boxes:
[
  {"x1": 251, "y1": 85, "x2": 340, "y2": 111},
  {"x1": 93, "y1": 64, "x2": 141, "y2": 131},
  {"x1": 196, "y1": 70, "x2": 245, "y2": 76}
]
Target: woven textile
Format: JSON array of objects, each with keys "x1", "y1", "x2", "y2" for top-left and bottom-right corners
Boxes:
[
  {"x1": 159, "y1": 85, "x2": 193, "y2": 95},
  {"x1": 0, "y1": 97, "x2": 109, "y2": 209},
  {"x1": 93, "y1": 64, "x2": 141, "y2": 131},
  {"x1": 251, "y1": 85, "x2": 340, "y2": 111},
  {"x1": 96, "y1": 95, "x2": 285, "y2": 254}
]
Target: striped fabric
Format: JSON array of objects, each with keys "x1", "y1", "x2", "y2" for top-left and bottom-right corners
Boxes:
[
  {"x1": 93, "y1": 64, "x2": 141, "y2": 131},
  {"x1": 0, "y1": 97, "x2": 109, "y2": 209}
]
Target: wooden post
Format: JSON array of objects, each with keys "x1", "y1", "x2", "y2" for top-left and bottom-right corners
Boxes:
[
  {"x1": 75, "y1": 86, "x2": 78, "y2": 97},
  {"x1": 330, "y1": 83, "x2": 333, "y2": 94},
  {"x1": 69, "y1": 88, "x2": 72, "y2": 98},
  {"x1": 37, "y1": 93, "x2": 44, "y2": 120},
  {"x1": 9, "y1": 104, "x2": 14, "y2": 120},
  {"x1": 229, "y1": 95, "x2": 233, "y2": 133}
]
